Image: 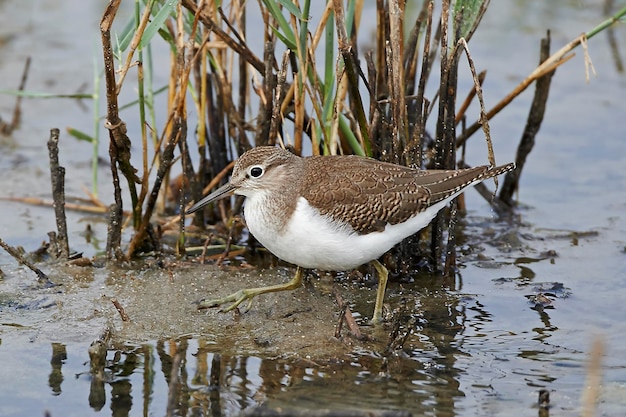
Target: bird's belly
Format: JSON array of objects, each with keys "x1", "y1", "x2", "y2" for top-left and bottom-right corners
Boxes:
[{"x1": 244, "y1": 197, "x2": 447, "y2": 271}]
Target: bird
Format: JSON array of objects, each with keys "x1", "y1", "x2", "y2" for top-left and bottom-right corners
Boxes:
[{"x1": 187, "y1": 146, "x2": 514, "y2": 323}]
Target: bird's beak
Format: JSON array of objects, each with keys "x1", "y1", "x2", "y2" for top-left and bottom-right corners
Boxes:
[{"x1": 186, "y1": 182, "x2": 236, "y2": 214}]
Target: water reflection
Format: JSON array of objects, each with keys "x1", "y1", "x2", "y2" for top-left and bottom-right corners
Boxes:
[
  {"x1": 32, "y1": 268, "x2": 575, "y2": 416},
  {"x1": 48, "y1": 342, "x2": 66, "y2": 396},
  {"x1": 2, "y1": 233, "x2": 579, "y2": 417},
  {"x1": 67, "y1": 289, "x2": 467, "y2": 415}
]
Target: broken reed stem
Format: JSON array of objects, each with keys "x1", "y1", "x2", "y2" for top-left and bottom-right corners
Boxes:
[
  {"x1": 500, "y1": 31, "x2": 555, "y2": 206},
  {"x1": 0, "y1": 57, "x2": 30, "y2": 135},
  {"x1": 0, "y1": 237, "x2": 53, "y2": 286},
  {"x1": 332, "y1": 288, "x2": 364, "y2": 340},
  {"x1": 269, "y1": 51, "x2": 290, "y2": 147},
  {"x1": 411, "y1": 1, "x2": 434, "y2": 169},
  {"x1": 388, "y1": 0, "x2": 408, "y2": 163},
  {"x1": 47, "y1": 128, "x2": 70, "y2": 260},
  {"x1": 88, "y1": 327, "x2": 111, "y2": 384},
  {"x1": 236, "y1": 8, "x2": 250, "y2": 151}
]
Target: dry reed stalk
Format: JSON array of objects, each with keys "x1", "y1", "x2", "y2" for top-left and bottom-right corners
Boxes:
[
  {"x1": 500, "y1": 32, "x2": 555, "y2": 206},
  {"x1": 100, "y1": 0, "x2": 139, "y2": 261}
]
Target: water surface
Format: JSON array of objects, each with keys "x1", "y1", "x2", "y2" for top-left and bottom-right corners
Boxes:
[{"x1": 1, "y1": 1, "x2": 625, "y2": 416}]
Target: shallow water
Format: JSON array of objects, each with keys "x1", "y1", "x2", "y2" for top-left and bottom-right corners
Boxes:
[{"x1": 1, "y1": 1, "x2": 626, "y2": 416}]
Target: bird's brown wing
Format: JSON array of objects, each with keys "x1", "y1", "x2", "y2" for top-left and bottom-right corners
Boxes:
[
  {"x1": 300, "y1": 156, "x2": 429, "y2": 234},
  {"x1": 301, "y1": 155, "x2": 514, "y2": 235}
]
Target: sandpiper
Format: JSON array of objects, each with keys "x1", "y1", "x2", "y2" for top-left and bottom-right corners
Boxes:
[{"x1": 187, "y1": 146, "x2": 514, "y2": 323}]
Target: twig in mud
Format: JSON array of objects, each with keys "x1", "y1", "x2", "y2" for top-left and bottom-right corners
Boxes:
[
  {"x1": 385, "y1": 300, "x2": 416, "y2": 354},
  {"x1": 47, "y1": 232, "x2": 62, "y2": 262},
  {"x1": 111, "y1": 298, "x2": 131, "y2": 322},
  {"x1": 0, "y1": 237, "x2": 54, "y2": 286},
  {"x1": 88, "y1": 328, "x2": 110, "y2": 381},
  {"x1": 47, "y1": 128, "x2": 70, "y2": 260},
  {"x1": 215, "y1": 233, "x2": 233, "y2": 267},
  {"x1": 332, "y1": 288, "x2": 364, "y2": 340},
  {"x1": 200, "y1": 234, "x2": 213, "y2": 264},
  {"x1": 334, "y1": 302, "x2": 347, "y2": 339}
]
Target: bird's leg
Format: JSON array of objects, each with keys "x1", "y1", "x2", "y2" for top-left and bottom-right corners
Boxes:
[
  {"x1": 198, "y1": 267, "x2": 305, "y2": 313},
  {"x1": 371, "y1": 259, "x2": 388, "y2": 324}
]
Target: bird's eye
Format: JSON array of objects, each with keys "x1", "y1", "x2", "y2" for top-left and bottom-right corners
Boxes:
[{"x1": 249, "y1": 166, "x2": 264, "y2": 178}]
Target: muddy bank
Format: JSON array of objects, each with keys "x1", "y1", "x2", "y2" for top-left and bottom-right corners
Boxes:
[{"x1": 2, "y1": 260, "x2": 403, "y2": 359}]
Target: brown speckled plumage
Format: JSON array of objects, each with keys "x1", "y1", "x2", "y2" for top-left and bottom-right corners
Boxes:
[{"x1": 275, "y1": 149, "x2": 514, "y2": 235}]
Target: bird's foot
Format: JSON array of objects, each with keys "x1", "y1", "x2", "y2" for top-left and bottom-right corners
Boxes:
[
  {"x1": 197, "y1": 289, "x2": 256, "y2": 313},
  {"x1": 197, "y1": 267, "x2": 305, "y2": 314}
]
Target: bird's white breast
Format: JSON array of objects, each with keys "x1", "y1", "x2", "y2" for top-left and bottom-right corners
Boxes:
[{"x1": 244, "y1": 195, "x2": 454, "y2": 271}]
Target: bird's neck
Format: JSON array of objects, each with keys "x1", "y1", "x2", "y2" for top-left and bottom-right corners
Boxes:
[{"x1": 244, "y1": 167, "x2": 302, "y2": 235}]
